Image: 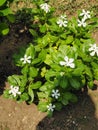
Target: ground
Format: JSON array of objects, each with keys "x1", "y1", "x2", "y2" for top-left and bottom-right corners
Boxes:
[{"x1": 0, "y1": 0, "x2": 98, "y2": 130}]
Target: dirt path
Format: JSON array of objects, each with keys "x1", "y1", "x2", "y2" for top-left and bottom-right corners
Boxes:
[{"x1": 0, "y1": 94, "x2": 46, "y2": 130}]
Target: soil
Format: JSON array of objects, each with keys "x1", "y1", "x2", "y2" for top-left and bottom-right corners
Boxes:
[{"x1": 0, "y1": 1, "x2": 98, "y2": 130}]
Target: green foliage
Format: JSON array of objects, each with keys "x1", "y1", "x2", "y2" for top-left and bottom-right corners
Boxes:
[
  {"x1": 0, "y1": 0, "x2": 15, "y2": 35},
  {"x1": 3, "y1": 0, "x2": 98, "y2": 116},
  {"x1": 0, "y1": 0, "x2": 6, "y2": 6}
]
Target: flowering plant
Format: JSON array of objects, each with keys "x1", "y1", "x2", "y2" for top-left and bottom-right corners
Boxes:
[{"x1": 4, "y1": 0, "x2": 98, "y2": 116}]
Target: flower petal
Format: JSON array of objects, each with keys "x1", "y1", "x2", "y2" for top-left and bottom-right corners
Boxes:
[
  {"x1": 60, "y1": 61, "x2": 66, "y2": 66},
  {"x1": 64, "y1": 56, "x2": 68, "y2": 62},
  {"x1": 90, "y1": 51, "x2": 95, "y2": 56},
  {"x1": 69, "y1": 58, "x2": 74, "y2": 63},
  {"x1": 70, "y1": 63, "x2": 75, "y2": 68}
]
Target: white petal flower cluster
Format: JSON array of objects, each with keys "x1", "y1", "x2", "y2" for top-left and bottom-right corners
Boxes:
[
  {"x1": 78, "y1": 9, "x2": 91, "y2": 27},
  {"x1": 47, "y1": 103, "x2": 55, "y2": 112},
  {"x1": 89, "y1": 44, "x2": 98, "y2": 56},
  {"x1": 40, "y1": 3, "x2": 50, "y2": 13},
  {"x1": 20, "y1": 55, "x2": 31, "y2": 64},
  {"x1": 57, "y1": 15, "x2": 68, "y2": 27},
  {"x1": 51, "y1": 89, "x2": 60, "y2": 99},
  {"x1": 60, "y1": 56, "x2": 75, "y2": 68},
  {"x1": 9, "y1": 85, "x2": 21, "y2": 97}
]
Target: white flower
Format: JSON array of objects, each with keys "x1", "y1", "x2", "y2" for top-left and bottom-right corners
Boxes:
[
  {"x1": 77, "y1": 19, "x2": 87, "y2": 27},
  {"x1": 57, "y1": 15, "x2": 68, "y2": 27},
  {"x1": 60, "y1": 56, "x2": 75, "y2": 68},
  {"x1": 20, "y1": 55, "x2": 31, "y2": 64},
  {"x1": 57, "y1": 20, "x2": 68, "y2": 27},
  {"x1": 60, "y1": 15, "x2": 67, "y2": 20},
  {"x1": 9, "y1": 85, "x2": 21, "y2": 97},
  {"x1": 47, "y1": 103, "x2": 55, "y2": 112},
  {"x1": 51, "y1": 89, "x2": 60, "y2": 99},
  {"x1": 40, "y1": 3, "x2": 50, "y2": 13},
  {"x1": 80, "y1": 9, "x2": 91, "y2": 20},
  {"x1": 89, "y1": 44, "x2": 98, "y2": 56}
]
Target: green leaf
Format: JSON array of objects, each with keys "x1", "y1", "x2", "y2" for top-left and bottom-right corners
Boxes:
[
  {"x1": 65, "y1": 36, "x2": 73, "y2": 44},
  {"x1": 41, "y1": 67, "x2": 47, "y2": 77},
  {"x1": 59, "y1": 76, "x2": 68, "y2": 89},
  {"x1": 39, "y1": 84, "x2": 47, "y2": 91},
  {"x1": 55, "y1": 102, "x2": 62, "y2": 111},
  {"x1": 8, "y1": 75, "x2": 21, "y2": 86},
  {"x1": 72, "y1": 60, "x2": 84, "y2": 76},
  {"x1": 45, "y1": 70, "x2": 58, "y2": 81},
  {"x1": 87, "y1": 81, "x2": 94, "y2": 89},
  {"x1": 20, "y1": 93, "x2": 29, "y2": 101},
  {"x1": 37, "y1": 92, "x2": 48, "y2": 98},
  {"x1": 51, "y1": 52, "x2": 62, "y2": 64},
  {"x1": 0, "y1": 23, "x2": 9, "y2": 35},
  {"x1": 51, "y1": 64, "x2": 61, "y2": 71},
  {"x1": 61, "y1": 96, "x2": 69, "y2": 105},
  {"x1": 62, "y1": 92, "x2": 77, "y2": 105},
  {"x1": 47, "y1": 111, "x2": 53, "y2": 117},
  {"x1": 7, "y1": 14, "x2": 15, "y2": 23},
  {"x1": 63, "y1": 92, "x2": 72, "y2": 100},
  {"x1": 19, "y1": 76, "x2": 27, "y2": 91},
  {"x1": 3, "y1": 90, "x2": 10, "y2": 98},
  {"x1": 60, "y1": 33, "x2": 67, "y2": 39},
  {"x1": 70, "y1": 93, "x2": 78, "y2": 103},
  {"x1": 32, "y1": 58, "x2": 41, "y2": 65},
  {"x1": 28, "y1": 87, "x2": 34, "y2": 103},
  {"x1": 40, "y1": 81, "x2": 54, "y2": 92},
  {"x1": 91, "y1": 62, "x2": 98, "y2": 69},
  {"x1": 38, "y1": 101, "x2": 48, "y2": 112},
  {"x1": 0, "y1": 0, "x2": 6, "y2": 6},
  {"x1": 37, "y1": 35, "x2": 49, "y2": 48},
  {"x1": 29, "y1": 29, "x2": 38, "y2": 37},
  {"x1": 29, "y1": 67, "x2": 38, "y2": 78},
  {"x1": 29, "y1": 81, "x2": 42, "y2": 89},
  {"x1": 94, "y1": 69, "x2": 98, "y2": 80},
  {"x1": 40, "y1": 24, "x2": 47, "y2": 33},
  {"x1": 44, "y1": 54, "x2": 53, "y2": 65},
  {"x1": 31, "y1": 8, "x2": 39, "y2": 14},
  {"x1": 38, "y1": 49, "x2": 47, "y2": 61},
  {"x1": 69, "y1": 77, "x2": 81, "y2": 89},
  {"x1": 84, "y1": 66, "x2": 93, "y2": 79},
  {"x1": 49, "y1": 35, "x2": 58, "y2": 45},
  {"x1": 26, "y1": 44, "x2": 35, "y2": 59},
  {"x1": 0, "y1": 8, "x2": 13, "y2": 16},
  {"x1": 42, "y1": 34, "x2": 49, "y2": 47},
  {"x1": 2, "y1": 27, "x2": 9, "y2": 35},
  {"x1": 38, "y1": 33, "x2": 56, "y2": 48},
  {"x1": 21, "y1": 65, "x2": 29, "y2": 75},
  {"x1": 59, "y1": 45, "x2": 71, "y2": 56},
  {"x1": 72, "y1": 68, "x2": 83, "y2": 76}
]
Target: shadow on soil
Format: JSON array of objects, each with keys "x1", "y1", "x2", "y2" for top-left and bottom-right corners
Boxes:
[
  {"x1": 0, "y1": 23, "x2": 31, "y2": 95},
  {"x1": 37, "y1": 90, "x2": 98, "y2": 130}
]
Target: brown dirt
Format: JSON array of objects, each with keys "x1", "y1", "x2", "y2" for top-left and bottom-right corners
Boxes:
[
  {"x1": 37, "y1": 89, "x2": 98, "y2": 130},
  {"x1": 0, "y1": 1, "x2": 98, "y2": 130},
  {"x1": 0, "y1": 94, "x2": 46, "y2": 130}
]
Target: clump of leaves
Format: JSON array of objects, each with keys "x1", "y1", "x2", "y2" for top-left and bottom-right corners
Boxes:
[
  {"x1": 0, "y1": 0, "x2": 15, "y2": 35},
  {"x1": 4, "y1": 0, "x2": 98, "y2": 116}
]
